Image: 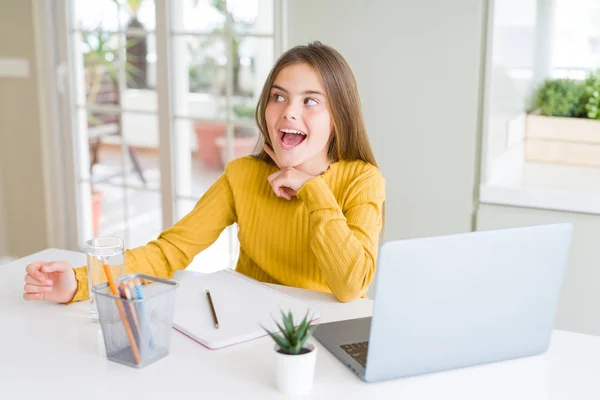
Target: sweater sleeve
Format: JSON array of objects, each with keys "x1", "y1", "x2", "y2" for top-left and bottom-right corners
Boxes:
[
  {"x1": 296, "y1": 167, "x2": 385, "y2": 302},
  {"x1": 69, "y1": 172, "x2": 237, "y2": 303}
]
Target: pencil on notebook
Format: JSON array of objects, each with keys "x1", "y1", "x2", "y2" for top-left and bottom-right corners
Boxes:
[
  {"x1": 205, "y1": 289, "x2": 220, "y2": 329},
  {"x1": 103, "y1": 264, "x2": 142, "y2": 364}
]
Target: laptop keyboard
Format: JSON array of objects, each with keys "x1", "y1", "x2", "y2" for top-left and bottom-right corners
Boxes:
[{"x1": 340, "y1": 341, "x2": 369, "y2": 368}]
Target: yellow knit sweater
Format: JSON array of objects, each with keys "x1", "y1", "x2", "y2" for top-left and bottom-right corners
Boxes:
[{"x1": 71, "y1": 156, "x2": 385, "y2": 303}]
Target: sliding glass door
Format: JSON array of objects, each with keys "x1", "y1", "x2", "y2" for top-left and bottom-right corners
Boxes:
[{"x1": 55, "y1": 0, "x2": 284, "y2": 271}]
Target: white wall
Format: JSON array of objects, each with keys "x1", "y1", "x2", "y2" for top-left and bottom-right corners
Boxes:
[
  {"x1": 477, "y1": 204, "x2": 600, "y2": 336},
  {"x1": 287, "y1": 0, "x2": 486, "y2": 240},
  {"x1": 0, "y1": 0, "x2": 49, "y2": 257},
  {"x1": 0, "y1": 173, "x2": 7, "y2": 258}
]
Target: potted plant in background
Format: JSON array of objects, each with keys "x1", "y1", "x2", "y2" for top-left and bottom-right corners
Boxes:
[
  {"x1": 526, "y1": 69, "x2": 600, "y2": 167},
  {"x1": 263, "y1": 311, "x2": 318, "y2": 396},
  {"x1": 214, "y1": 103, "x2": 259, "y2": 164}
]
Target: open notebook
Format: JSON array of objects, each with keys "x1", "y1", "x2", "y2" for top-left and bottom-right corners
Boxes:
[{"x1": 172, "y1": 269, "x2": 321, "y2": 349}]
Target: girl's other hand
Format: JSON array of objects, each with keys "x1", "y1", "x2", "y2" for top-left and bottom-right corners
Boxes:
[{"x1": 23, "y1": 261, "x2": 77, "y2": 303}]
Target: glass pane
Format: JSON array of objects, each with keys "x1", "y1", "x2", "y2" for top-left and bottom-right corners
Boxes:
[
  {"x1": 121, "y1": 0, "x2": 156, "y2": 32},
  {"x1": 120, "y1": 112, "x2": 160, "y2": 189},
  {"x1": 126, "y1": 188, "x2": 162, "y2": 248},
  {"x1": 77, "y1": 30, "x2": 156, "y2": 105},
  {"x1": 176, "y1": 200, "x2": 235, "y2": 273},
  {"x1": 173, "y1": 36, "x2": 227, "y2": 120},
  {"x1": 85, "y1": 111, "x2": 125, "y2": 185},
  {"x1": 172, "y1": 0, "x2": 226, "y2": 34},
  {"x1": 83, "y1": 112, "x2": 158, "y2": 190},
  {"x1": 92, "y1": 182, "x2": 127, "y2": 240},
  {"x1": 174, "y1": 123, "x2": 225, "y2": 199},
  {"x1": 122, "y1": 68, "x2": 157, "y2": 111},
  {"x1": 79, "y1": 31, "x2": 120, "y2": 108},
  {"x1": 231, "y1": 38, "x2": 275, "y2": 125},
  {"x1": 230, "y1": 37, "x2": 273, "y2": 119},
  {"x1": 551, "y1": 0, "x2": 600, "y2": 71},
  {"x1": 229, "y1": 124, "x2": 260, "y2": 161},
  {"x1": 229, "y1": 0, "x2": 274, "y2": 35},
  {"x1": 204, "y1": 124, "x2": 259, "y2": 165},
  {"x1": 125, "y1": 32, "x2": 155, "y2": 90},
  {"x1": 74, "y1": 0, "x2": 119, "y2": 31}
]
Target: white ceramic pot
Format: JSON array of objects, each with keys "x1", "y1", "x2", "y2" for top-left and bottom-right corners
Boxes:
[{"x1": 274, "y1": 343, "x2": 317, "y2": 396}]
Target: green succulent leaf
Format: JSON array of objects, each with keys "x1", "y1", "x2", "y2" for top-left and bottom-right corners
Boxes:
[
  {"x1": 295, "y1": 312, "x2": 312, "y2": 340},
  {"x1": 262, "y1": 326, "x2": 291, "y2": 350},
  {"x1": 275, "y1": 321, "x2": 294, "y2": 343},
  {"x1": 264, "y1": 309, "x2": 317, "y2": 355},
  {"x1": 281, "y1": 310, "x2": 295, "y2": 335},
  {"x1": 292, "y1": 341, "x2": 303, "y2": 355}
]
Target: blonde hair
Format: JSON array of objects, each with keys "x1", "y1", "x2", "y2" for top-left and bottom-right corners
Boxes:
[{"x1": 253, "y1": 42, "x2": 378, "y2": 167}]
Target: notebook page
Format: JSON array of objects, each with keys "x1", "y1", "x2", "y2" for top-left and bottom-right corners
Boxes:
[{"x1": 172, "y1": 269, "x2": 321, "y2": 349}]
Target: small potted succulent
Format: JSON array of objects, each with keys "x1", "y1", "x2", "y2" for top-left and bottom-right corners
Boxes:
[{"x1": 263, "y1": 311, "x2": 318, "y2": 396}]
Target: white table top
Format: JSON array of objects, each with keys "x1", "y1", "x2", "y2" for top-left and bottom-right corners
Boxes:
[{"x1": 1, "y1": 249, "x2": 600, "y2": 399}]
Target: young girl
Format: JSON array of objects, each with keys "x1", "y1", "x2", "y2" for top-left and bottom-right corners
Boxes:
[{"x1": 23, "y1": 41, "x2": 386, "y2": 304}]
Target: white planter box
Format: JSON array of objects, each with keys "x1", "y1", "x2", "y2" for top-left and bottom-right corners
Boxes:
[{"x1": 525, "y1": 114, "x2": 600, "y2": 168}]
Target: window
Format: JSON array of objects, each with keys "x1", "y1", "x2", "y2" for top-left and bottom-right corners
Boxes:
[
  {"x1": 56, "y1": 0, "x2": 284, "y2": 271},
  {"x1": 551, "y1": 0, "x2": 600, "y2": 79},
  {"x1": 480, "y1": 0, "x2": 600, "y2": 215}
]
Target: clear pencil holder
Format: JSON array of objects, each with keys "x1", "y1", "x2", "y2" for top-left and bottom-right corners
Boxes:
[{"x1": 92, "y1": 273, "x2": 179, "y2": 368}]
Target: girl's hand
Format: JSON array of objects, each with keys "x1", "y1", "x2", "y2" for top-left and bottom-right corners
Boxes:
[
  {"x1": 264, "y1": 145, "x2": 314, "y2": 200},
  {"x1": 23, "y1": 261, "x2": 77, "y2": 303}
]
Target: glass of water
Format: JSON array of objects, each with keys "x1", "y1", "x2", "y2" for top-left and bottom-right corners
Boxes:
[{"x1": 86, "y1": 237, "x2": 125, "y2": 323}]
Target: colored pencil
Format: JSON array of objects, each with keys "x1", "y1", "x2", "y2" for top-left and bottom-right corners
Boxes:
[{"x1": 103, "y1": 264, "x2": 142, "y2": 364}]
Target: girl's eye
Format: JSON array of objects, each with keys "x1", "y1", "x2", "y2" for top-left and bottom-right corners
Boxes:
[
  {"x1": 272, "y1": 94, "x2": 285, "y2": 102},
  {"x1": 304, "y1": 98, "x2": 318, "y2": 106}
]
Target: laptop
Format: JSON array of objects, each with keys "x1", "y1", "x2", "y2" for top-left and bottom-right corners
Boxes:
[{"x1": 313, "y1": 223, "x2": 572, "y2": 383}]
